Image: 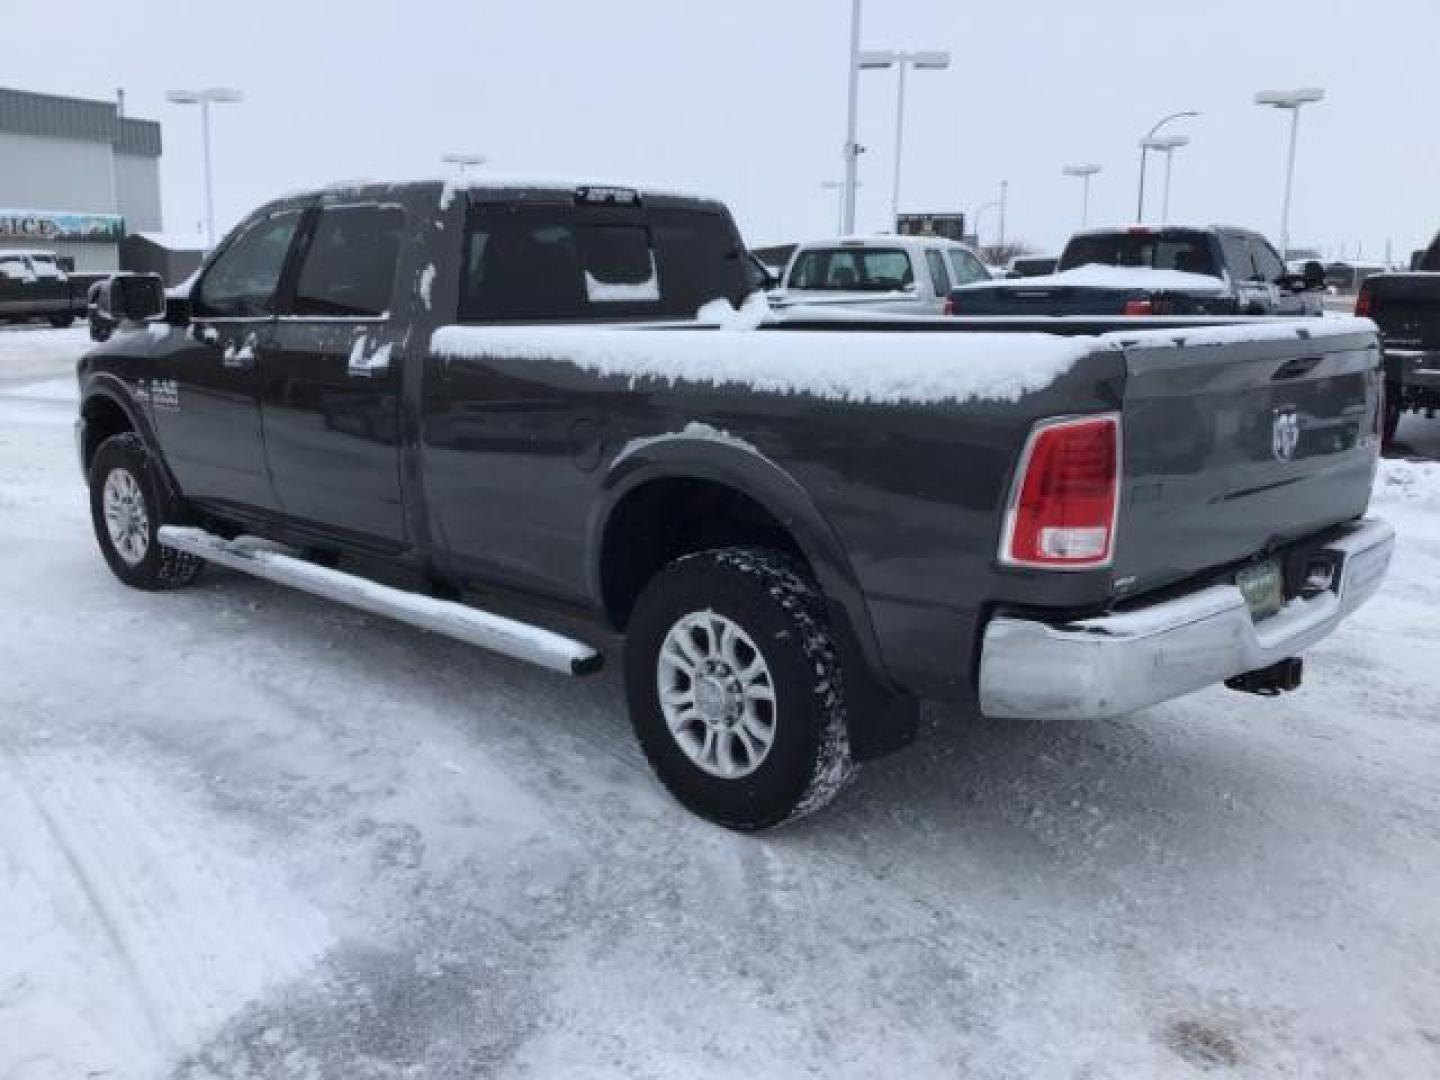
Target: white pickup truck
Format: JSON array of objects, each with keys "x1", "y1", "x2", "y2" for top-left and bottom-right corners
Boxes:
[{"x1": 769, "y1": 235, "x2": 991, "y2": 316}]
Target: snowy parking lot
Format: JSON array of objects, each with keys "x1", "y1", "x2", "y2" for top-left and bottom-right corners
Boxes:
[{"x1": 3, "y1": 325, "x2": 1439, "y2": 1078}]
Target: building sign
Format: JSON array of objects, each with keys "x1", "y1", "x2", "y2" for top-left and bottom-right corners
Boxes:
[
  {"x1": 896, "y1": 213, "x2": 967, "y2": 243},
  {"x1": 0, "y1": 209, "x2": 125, "y2": 244}
]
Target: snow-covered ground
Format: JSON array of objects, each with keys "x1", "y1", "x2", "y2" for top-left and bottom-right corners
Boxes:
[{"x1": 2, "y1": 326, "x2": 1439, "y2": 1078}]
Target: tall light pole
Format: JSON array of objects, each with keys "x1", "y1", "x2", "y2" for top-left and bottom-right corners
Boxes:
[
  {"x1": 1254, "y1": 87, "x2": 1325, "y2": 258},
  {"x1": 972, "y1": 199, "x2": 1000, "y2": 247},
  {"x1": 1062, "y1": 164, "x2": 1102, "y2": 227},
  {"x1": 1139, "y1": 135, "x2": 1188, "y2": 224},
  {"x1": 998, "y1": 179, "x2": 1008, "y2": 249},
  {"x1": 857, "y1": 49, "x2": 951, "y2": 229},
  {"x1": 1136, "y1": 109, "x2": 1198, "y2": 222},
  {"x1": 442, "y1": 153, "x2": 487, "y2": 179},
  {"x1": 166, "y1": 87, "x2": 244, "y2": 249},
  {"x1": 821, "y1": 180, "x2": 862, "y2": 234},
  {"x1": 841, "y1": 0, "x2": 864, "y2": 234}
]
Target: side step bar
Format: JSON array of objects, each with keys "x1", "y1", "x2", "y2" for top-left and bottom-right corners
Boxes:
[{"x1": 157, "y1": 526, "x2": 601, "y2": 676}]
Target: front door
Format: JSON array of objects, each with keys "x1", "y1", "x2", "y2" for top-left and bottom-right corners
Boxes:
[
  {"x1": 259, "y1": 203, "x2": 407, "y2": 548},
  {"x1": 151, "y1": 209, "x2": 303, "y2": 512}
]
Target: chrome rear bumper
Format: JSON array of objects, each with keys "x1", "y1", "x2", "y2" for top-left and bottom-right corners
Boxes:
[{"x1": 978, "y1": 518, "x2": 1394, "y2": 720}]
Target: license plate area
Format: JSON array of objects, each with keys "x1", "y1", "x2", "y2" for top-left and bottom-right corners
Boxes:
[{"x1": 1236, "y1": 559, "x2": 1284, "y2": 622}]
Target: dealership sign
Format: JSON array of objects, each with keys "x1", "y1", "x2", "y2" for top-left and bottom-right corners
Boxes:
[{"x1": 0, "y1": 209, "x2": 125, "y2": 244}]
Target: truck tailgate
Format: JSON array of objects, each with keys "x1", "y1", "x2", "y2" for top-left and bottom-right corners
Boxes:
[{"x1": 1113, "y1": 320, "x2": 1381, "y2": 595}]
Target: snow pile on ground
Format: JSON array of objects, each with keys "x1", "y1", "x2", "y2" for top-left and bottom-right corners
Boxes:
[{"x1": 3, "y1": 328, "x2": 1440, "y2": 1078}]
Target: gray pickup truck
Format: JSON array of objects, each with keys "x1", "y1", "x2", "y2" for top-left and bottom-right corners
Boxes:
[{"x1": 76, "y1": 178, "x2": 1393, "y2": 829}]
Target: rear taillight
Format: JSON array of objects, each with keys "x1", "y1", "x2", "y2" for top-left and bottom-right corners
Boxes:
[
  {"x1": 943, "y1": 296, "x2": 956, "y2": 316},
  {"x1": 1123, "y1": 297, "x2": 1154, "y2": 316},
  {"x1": 1001, "y1": 414, "x2": 1120, "y2": 569},
  {"x1": 1354, "y1": 288, "x2": 1371, "y2": 317}
]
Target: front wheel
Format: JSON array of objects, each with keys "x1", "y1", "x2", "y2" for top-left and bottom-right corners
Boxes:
[
  {"x1": 88, "y1": 433, "x2": 204, "y2": 590},
  {"x1": 624, "y1": 548, "x2": 854, "y2": 830},
  {"x1": 1382, "y1": 383, "x2": 1402, "y2": 447},
  {"x1": 48, "y1": 314, "x2": 76, "y2": 329}
]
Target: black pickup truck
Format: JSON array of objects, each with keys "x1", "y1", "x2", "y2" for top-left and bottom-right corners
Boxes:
[
  {"x1": 1358, "y1": 230, "x2": 1440, "y2": 444},
  {"x1": 0, "y1": 249, "x2": 89, "y2": 327},
  {"x1": 76, "y1": 179, "x2": 1394, "y2": 829},
  {"x1": 947, "y1": 225, "x2": 1326, "y2": 318}
]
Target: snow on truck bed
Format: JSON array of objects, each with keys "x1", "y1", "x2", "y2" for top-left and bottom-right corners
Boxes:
[
  {"x1": 431, "y1": 299, "x2": 1377, "y2": 406},
  {"x1": 955, "y1": 262, "x2": 1230, "y2": 292}
]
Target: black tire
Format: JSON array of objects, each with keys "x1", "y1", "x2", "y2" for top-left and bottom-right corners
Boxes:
[
  {"x1": 624, "y1": 547, "x2": 854, "y2": 830},
  {"x1": 88, "y1": 433, "x2": 204, "y2": 590},
  {"x1": 48, "y1": 314, "x2": 75, "y2": 329},
  {"x1": 1382, "y1": 383, "x2": 1402, "y2": 447}
]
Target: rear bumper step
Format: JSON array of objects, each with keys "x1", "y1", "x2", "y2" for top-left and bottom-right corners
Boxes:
[
  {"x1": 978, "y1": 517, "x2": 1394, "y2": 720},
  {"x1": 157, "y1": 526, "x2": 601, "y2": 676}
]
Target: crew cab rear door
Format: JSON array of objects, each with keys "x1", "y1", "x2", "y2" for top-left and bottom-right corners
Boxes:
[{"x1": 259, "y1": 202, "x2": 408, "y2": 549}]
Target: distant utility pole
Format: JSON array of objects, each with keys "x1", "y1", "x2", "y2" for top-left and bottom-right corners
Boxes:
[
  {"x1": 998, "y1": 180, "x2": 1008, "y2": 249},
  {"x1": 841, "y1": 0, "x2": 863, "y2": 233}
]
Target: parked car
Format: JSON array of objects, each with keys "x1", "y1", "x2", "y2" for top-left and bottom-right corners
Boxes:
[
  {"x1": 0, "y1": 249, "x2": 87, "y2": 327},
  {"x1": 1007, "y1": 254, "x2": 1059, "y2": 279},
  {"x1": 769, "y1": 235, "x2": 991, "y2": 316},
  {"x1": 1358, "y1": 230, "x2": 1440, "y2": 444},
  {"x1": 76, "y1": 178, "x2": 1393, "y2": 830},
  {"x1": 946, "y1": 225, "x2": 1325, "y2": 317}
]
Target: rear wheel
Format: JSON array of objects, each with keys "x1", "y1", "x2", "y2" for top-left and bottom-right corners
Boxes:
[
  {"x1": 624, "y1": 548, "x2": 853, "y2": 830},
  {"x1": 88, "y1": 433, "x2": 203, "y2": 590},
  {"x1": 48, "y1": 314, "x2": 75, "y2": 329}
]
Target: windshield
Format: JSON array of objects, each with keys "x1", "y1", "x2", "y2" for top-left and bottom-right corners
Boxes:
[
  {"x1": 1058, "y1": 230, "x2": 1218, "y2": 277},
  {"x1": 787, "y1": 247, "x2": 914, "y2": 292}
]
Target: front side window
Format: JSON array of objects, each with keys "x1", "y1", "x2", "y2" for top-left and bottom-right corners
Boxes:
[
  {"x1": 788, "y1": 247, "x2": 913, "y2": 291},
  {"x1": 28, "y1": 255, "x2": 62, "y2": 279},
  {"x1": 1219, "y1": 233, "x2": 1254, "y2": 280},
  {"x1": 291, "y1": 205, "x2": 405, "y2": 318},
  {"x1": 948, "y1": 249, "x2": 989, "y2": 285},
  {"x1": 925, "y1": 249, "x2": 952, "y2": 294},
  {"x1": 1249, "y1": 238, "x2": 1287, "y2": 282},
  {"x1": 195, "y1": 211, "x2": 301, "y2": 318}
]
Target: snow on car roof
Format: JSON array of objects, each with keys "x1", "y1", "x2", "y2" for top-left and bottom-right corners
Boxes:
[
  {"x1": 954, "y1": 263, "x2": 1228, "y2": 291},
  {"x1": 791, "y1": 235, "x2": 975, "y2": 250}
]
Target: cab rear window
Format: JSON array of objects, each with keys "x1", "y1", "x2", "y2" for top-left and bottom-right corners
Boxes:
[
  {"x1": 1059, "y1": 230, "x2": 1218, "y2": 277},
  {"x1": 458, "y1": 207, "x2": 747, "y2": 323}
]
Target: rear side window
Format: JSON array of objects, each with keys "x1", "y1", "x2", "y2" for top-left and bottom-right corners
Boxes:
[
  {"x1": 925, "y1": 250, "x2": 952, "y2": 294},
  {"x1": 1219, "y1": 233, "x2": 1254, "y2": 279},
  {"x1": 291, "y1": 205, "x2": 405, "y2": 318},
  {"x1": 28, "y1": 255, "x2": 61, "y2": 279},
  {"x1": 459, "y1": 206, "x2": 746, "y2": 323},
  {"x1": 195, "y1": 211, "x2": 301, "y2": 318}
]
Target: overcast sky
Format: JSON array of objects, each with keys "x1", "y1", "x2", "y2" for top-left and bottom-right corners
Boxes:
[{"x1": 6, "y1": 0, "x2": 1437, "y2": 260}]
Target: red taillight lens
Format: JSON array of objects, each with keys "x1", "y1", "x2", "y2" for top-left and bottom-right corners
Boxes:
[
  {"x1": 1123, "y1": 297, "x2": 1154, "y2": 316},
  {"x1": 1002, "y1": 415, "x2": 1120, "y2": 569},
  {"x1": 1354, "y1": 288, "x2": 1371, "y2": 317},
  {"x1": 943, "y1": 296, "x2": 956, "y2": 316}
]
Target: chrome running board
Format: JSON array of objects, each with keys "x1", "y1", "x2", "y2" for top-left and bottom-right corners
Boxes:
[{"x1": 157, "y1": 526, "x2": 601, "y2": 676}]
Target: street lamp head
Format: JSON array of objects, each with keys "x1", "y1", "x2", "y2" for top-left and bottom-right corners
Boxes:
[
  {"x1": 909, "y1": 50, "x2": 951, "y2": 70},
  {"x1": 167, "y1": 87, "x2": 244, "y2": 105},
  {"x1": 857, "y1": 50, "x2": 898, "y2": 69},
  {"x1": 442, "y1": 153, "x2": 486, "y2": 167},
  {"x1": 1140, "y1": 134, "x2": 1189, "y2": 151},
  {"x1": 1255, "y1": 87, "x2": 1325, "y2": 109},
  {"x1": 1062, "y1": 164, "x2": 1102, "y2": 177}
]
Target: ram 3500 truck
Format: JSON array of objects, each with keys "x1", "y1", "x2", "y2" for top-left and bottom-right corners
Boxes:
[
  {"x1": 0, "y1": 249, "x2": 88, "y2": 327},
  {"x1": 1357, "y1": 230, "x2": 1440, "y2": 444},
  {"x1": 76, "y1": 179, "x2": 1393, "y2": 829}
]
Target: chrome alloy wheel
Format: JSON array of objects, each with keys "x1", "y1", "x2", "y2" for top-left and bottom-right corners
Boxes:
[
  {"x1": 657, "y1": 610, "x2": 778, "y2": 779},
  {"x1": 102, "y1": 467, "x2": 150, "y2": 566}
]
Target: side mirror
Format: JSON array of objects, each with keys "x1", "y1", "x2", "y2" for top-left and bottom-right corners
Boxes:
[
  {"x1": 1302, "y1": 260, "x2": 1325, "y2": 290},
  {"x1": 98, "y1": 273, "x2": 167, "y2": 323}
]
